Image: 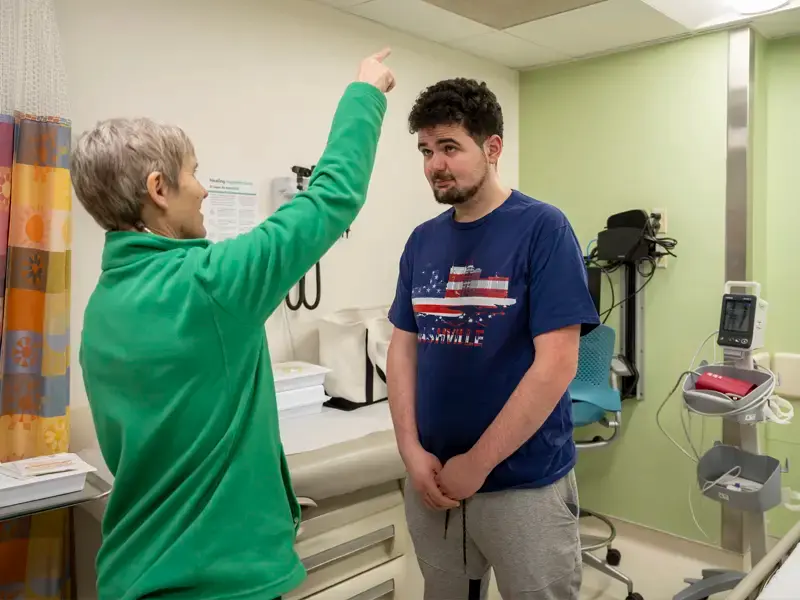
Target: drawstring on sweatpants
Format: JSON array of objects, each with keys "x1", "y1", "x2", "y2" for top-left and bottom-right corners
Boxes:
[{"x1": 443, "y1": 499, "x2": 468, "y2": 572}]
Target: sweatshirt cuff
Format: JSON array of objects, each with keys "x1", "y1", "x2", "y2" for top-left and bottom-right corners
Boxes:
[{"x1": 344, "y1": 81, "x2": 388, "y2": 111}]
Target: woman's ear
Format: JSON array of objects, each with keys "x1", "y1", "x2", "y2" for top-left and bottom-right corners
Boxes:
[{"x1": 146, "y1": 171, "x2": 169, "y2": 210}]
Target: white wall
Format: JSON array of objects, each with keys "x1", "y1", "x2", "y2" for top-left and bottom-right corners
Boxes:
[
  {"x1": 57, "y1": 2, "x2": 518, "y2": 592},
  {"x1": 59, "y1": 0, "x2": 519, "y2": 435}
]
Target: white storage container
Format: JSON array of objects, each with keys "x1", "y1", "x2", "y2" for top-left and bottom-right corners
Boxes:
[
  {"x1": 274, "y1": 362, "x2": 331, "y2": 394},
  {"x1": 278, "y1": 385, "x2": 329, "y2": 420},
  {"x1": 0, "y1": 455, "x2": 96, "y2": 509}
]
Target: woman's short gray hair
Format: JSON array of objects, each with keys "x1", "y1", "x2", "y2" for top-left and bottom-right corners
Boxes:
[{"x1": 71, "y1": 118, "x2": 195, "y2": 231}]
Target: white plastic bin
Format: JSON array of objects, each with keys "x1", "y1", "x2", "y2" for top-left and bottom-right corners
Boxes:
[{"x1": 274, "y1": 362, "x2": 331, "y2": 394}]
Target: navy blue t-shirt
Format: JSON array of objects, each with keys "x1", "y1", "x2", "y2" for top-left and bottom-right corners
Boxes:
[{"x1": 389, "y1": 191, "x2": 600, "y2": 493}]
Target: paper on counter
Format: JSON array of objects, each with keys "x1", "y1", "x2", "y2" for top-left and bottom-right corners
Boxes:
[
  {"x1": 0, "y1": 453, "x2": 94, "y2": 481},
  {"x1": 279, "y1": 402, "x2": 394, "y2": 456}
]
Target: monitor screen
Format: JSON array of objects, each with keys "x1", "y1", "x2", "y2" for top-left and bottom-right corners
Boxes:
[{"x1": 722, "y1": 298, "x2": 751, "y2": 333}]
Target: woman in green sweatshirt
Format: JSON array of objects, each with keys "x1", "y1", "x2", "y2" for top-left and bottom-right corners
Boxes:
[{"x1": 71, "y1": 50, "x2": 395, "y2": 600}]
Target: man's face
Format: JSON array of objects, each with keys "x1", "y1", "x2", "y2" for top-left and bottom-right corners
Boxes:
[{"x1": 417, "y1": 124, "x2": 498, "y2": 205}]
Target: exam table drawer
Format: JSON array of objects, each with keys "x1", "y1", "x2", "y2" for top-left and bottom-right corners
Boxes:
[
  {"x1": 287, "y1": 485, "x2": 409, "y2": 600},
  {"x1": 300, "y1": 556, "x2": 408, "y2": 600}
]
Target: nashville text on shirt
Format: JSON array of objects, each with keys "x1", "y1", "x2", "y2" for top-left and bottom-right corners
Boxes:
[{"x1": 417, "y1": 326, "x2": 485, "y2": 347}]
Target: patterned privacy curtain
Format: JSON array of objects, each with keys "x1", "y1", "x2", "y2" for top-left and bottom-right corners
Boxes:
[{"x1": 0, "y1": 0, "x2": 73, "y2": 597}]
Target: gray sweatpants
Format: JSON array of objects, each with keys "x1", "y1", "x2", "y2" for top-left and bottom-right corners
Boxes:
[{"x1": 405, "y1": 470, "x2": 582, "y2": 600}]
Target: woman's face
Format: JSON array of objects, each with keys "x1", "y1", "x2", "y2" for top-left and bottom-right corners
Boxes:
[{"x1": 166, "y1": 155, "x2": 208, "y2": 239}]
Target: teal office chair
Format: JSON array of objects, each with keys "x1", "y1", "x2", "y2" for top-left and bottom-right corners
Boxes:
[{"x1": 569, "y1": 324, "x2": 643, "y2": 600}]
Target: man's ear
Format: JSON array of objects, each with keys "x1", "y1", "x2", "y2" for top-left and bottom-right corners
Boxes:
[
  {"x1": 146, "y1": 171, "x2": 169, "y2": 210},
  {"x1": 484, "y1": 134, "x2": 503, "y2": 166}
]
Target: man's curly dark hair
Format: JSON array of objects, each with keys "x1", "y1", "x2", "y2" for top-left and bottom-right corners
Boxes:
[{"x1": 408, "y1": 78, "x2": 504, "y2": 142}]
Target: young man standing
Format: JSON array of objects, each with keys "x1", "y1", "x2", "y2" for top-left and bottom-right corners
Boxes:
[{"x1": 387, "y1": 78, "x2": 600, "y2": 600}]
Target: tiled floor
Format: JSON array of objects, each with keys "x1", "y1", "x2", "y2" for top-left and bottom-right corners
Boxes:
[
  {"x1": 78, "y1": 501, "x2": 749, "y2": 600},
  {"x1": 578, "y1": 519, "x2": 743, "y2": 600},
  {"x1": 407, "y1": 517, "x2": 745, "y2": 600}
]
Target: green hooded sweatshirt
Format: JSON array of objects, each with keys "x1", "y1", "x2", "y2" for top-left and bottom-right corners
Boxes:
[{"x1": 79, "y1": 82, "x2": 386, "y2": 600}]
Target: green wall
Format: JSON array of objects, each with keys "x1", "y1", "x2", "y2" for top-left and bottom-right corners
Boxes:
[
  {"x1": 520, "y1": 31, "x2": 800, "y2": 543},
  {"x1": 762, "y1": 36, "x2": 800, "y2": 354},
  {"x1": 760, "y1": 35, "x2": 800, "y2": 537},
  {"x1": 751, "y1": 33, "x2": 768, "y2": 286}
]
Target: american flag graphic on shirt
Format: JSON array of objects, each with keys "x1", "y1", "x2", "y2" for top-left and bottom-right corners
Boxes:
[{"x1": 412, "y1": 265, "x2": 517, "y2": 347}]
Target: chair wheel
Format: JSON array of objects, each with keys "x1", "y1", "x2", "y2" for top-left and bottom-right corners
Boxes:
[
  {"x1": 626, "y1": 594, "x2": 643, "y2": 600},
  {"x1": 606, "y1": 548, "x2": 622, "y2": 566}
]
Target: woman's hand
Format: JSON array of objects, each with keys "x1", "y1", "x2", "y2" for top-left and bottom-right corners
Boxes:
[{"x1": 358, "y1": 48, "x2": 396, "y2": 94}]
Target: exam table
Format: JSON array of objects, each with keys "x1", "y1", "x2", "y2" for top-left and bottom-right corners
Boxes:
[
  {"x1": 74, "y1": 403, "x2": 413, "y2": 600},
  {"x1": 725, "y1": 518, "x2": 800, "y2": 600},
  {"x1": 285, "y1": 428, "x2": 411, "y2": 599}
]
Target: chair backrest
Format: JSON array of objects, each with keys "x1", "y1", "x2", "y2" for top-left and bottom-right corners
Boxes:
[{"x1": 574, "y1": 324, "x2": 616, "y2": 389}]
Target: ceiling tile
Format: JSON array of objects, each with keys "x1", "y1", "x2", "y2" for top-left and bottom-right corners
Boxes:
[
  {"x1": 314, "y1": 0, "x2": 372, "y2": 7},
  {"x1": 507, "y1": 0, "x2": 689, "y2": 57},
  {"x1": 348, "y1": 0, "x2": 494, "y2": 43},
  {"x1": 423, "y1": 0, "x2": 604, "y2": 30},
  {"x1": 448, "y1": 32, "x2": 573, "y2": 68},
  {"x1": 752, "y1": 5, "x2": 800, "y2": 37}
]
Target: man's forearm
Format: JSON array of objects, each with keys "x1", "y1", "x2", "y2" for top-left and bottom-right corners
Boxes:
[
  {"x1": 469, "y1": 355, "x2": 576, "y2": 473},
  {"x1": 387, "y1": 337, "x2": 419, "y2": 455}
]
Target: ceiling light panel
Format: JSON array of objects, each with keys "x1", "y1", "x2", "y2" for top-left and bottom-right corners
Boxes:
[{"x1": 508, "y1": 0, "x2": 688, "y2": 56}]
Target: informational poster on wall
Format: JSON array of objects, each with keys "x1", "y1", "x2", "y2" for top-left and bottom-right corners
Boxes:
[{"x1": 202, "y1": 177, "x2": 260, "y2": 242}]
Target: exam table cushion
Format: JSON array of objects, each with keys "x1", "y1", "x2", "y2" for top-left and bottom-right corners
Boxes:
[{"x1": 287, "y1": 430, "x2": 406, "y2": 502}]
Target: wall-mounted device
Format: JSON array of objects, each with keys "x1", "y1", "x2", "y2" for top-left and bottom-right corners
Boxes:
[
  {"x1": 271, "y1": 165, "x2": 323, "y2": 311},
  {"x1": 270, "y1": 165, "x2": 314, "y2": 211},
  {"x1": 596, "y1": 209, "x2": 652, "y2": 262},
  {"x1": 717, "y1": 281, "x2": 768, "y2": 351},
  {"x1": 292, "y1": 165, "x2": 313, "y2": 190},
  {"x1": 595, "y1": 209, "x2": 675, "y2": 263},
  {"x1": 585, "y1": 208, "x2": 679, "y2": 400},
  {"x1": 270, "y1": 165, "x2": 351, "y2": 239}
]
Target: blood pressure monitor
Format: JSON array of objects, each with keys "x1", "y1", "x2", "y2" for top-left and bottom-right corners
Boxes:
[{"x1": 717, "y1": 281, "x2": 768, "y2": 350}]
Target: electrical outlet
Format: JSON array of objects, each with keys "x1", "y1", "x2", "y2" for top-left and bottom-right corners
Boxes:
[
  {"x1": 270, "y1": 177, "x2": 295, "y2": 212},
  {"x1": 651, "y1": 208, "x2": 667, "y2": 233},
  {"x1": 651, "y1": 208, "x2": 668, "y2": 268}
]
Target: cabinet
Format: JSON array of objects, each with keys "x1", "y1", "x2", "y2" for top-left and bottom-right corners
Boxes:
[
  {"x1": 288, "y1": 482, "x2": 410, "y2": 600},
  {"x1": 301, "y1": 556, "x2": 409, "y2": 600}
]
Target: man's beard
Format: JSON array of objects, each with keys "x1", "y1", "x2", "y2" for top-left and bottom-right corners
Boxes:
[{"x1": 432, "y1": 165, "x2": 489, "y2": 206}]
